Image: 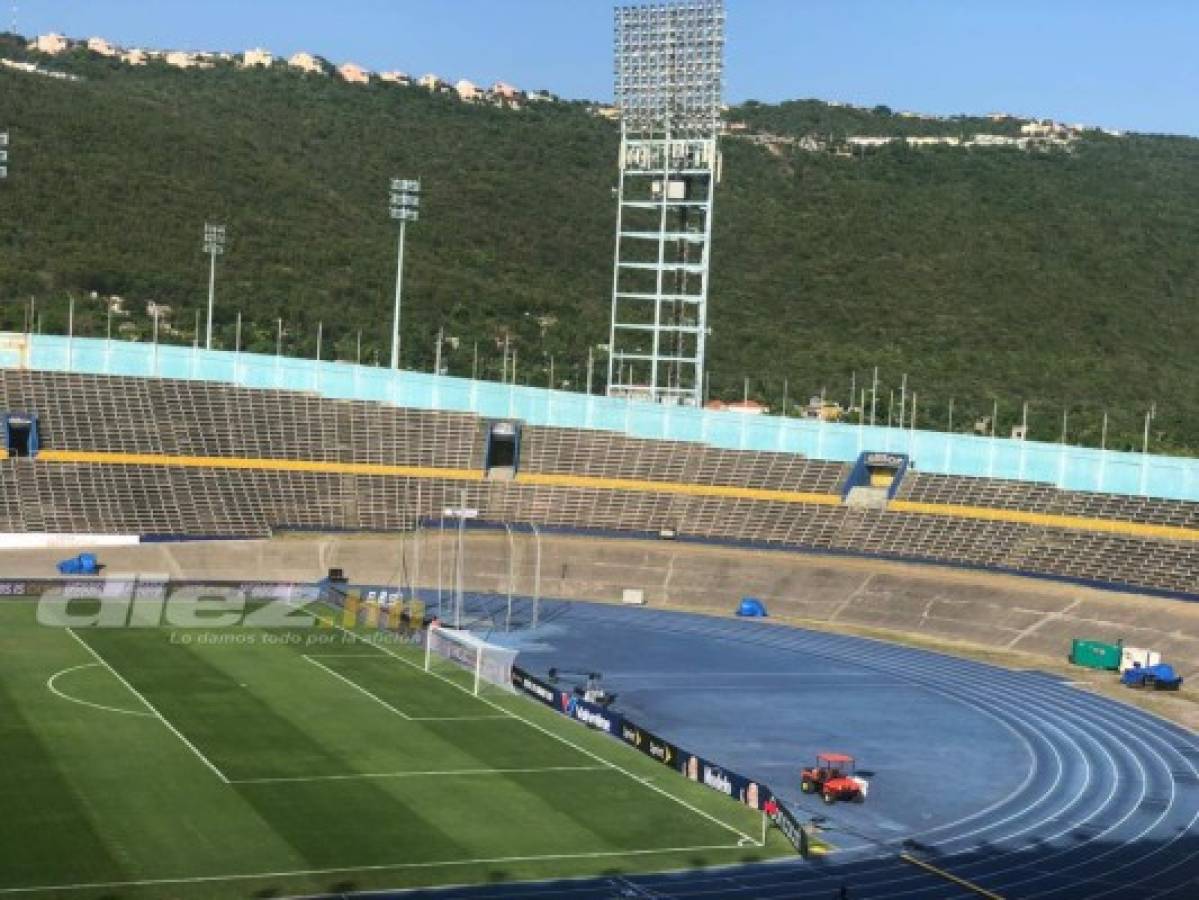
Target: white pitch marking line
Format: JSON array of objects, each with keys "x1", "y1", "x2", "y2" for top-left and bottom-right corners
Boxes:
[
  {"x1": 318, "y1": 617, "x2": 763, "y2": 847},
  {"x1": 65, "y1": 628, "x2": 230, "y2": 784},
  {"x1": 230, "y1": 765, "x2": 610, "y2": 785},
  {"x1": 302, "y1": 654, "x2": 413, "y2": 720},
  {"x1": 46, "y1": 663, "x2": 155, "y2": 718},
  {"x1": 0, "y1": 842, "x2": 751, "y2": 896},
  {"x1": 301, "y1": 654, "x2": 513, "y2": 721}
]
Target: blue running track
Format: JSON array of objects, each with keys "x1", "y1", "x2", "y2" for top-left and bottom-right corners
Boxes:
[{"x1": 362, "y1": 598, "x2": 1199, "y2": 899}]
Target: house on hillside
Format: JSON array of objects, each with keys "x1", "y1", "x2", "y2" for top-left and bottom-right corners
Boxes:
[
  {"x1": 164, "y1": 51, "x2": 211, "y2": 70},
  {"x1": 417, "y1": 73, "x2": 450, "y2": 92},
  {"x1": 288, "y1": 52, "x2": 325, "y2": 74},
  {"x1": 1020, "y1": 120, "x2": 1056, "y2": 137},
  {"x1": 241, "y1": 48, "x2": 274, "y2": 68},
  {"x1": 490, "y1": 81, "x2": 523, "y2": 104},
  {"x1": 455, "y1": 79, "x2": 482, "y2": 101},
  {"x1": 377, "y1": 70, "x2": 410, "y2": 85},
  {"x1": 121, "y1": 48, "x2": 148, "y2": 66},
  {"x1": 34, "y1": 33, "x2": 70, "y2": 55},
  {"x1": 526, "y1": 89, "x2": 556, "y2": 103},
  {"x1": 338, "y1": 62, "x2": 371, "y2": 84},
  {"x1": 86, "y1": 37, "x2": 118, "y2": 57}
]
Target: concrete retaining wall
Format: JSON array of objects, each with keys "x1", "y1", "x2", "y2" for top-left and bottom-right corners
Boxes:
[{"x1": 3, "y1": 533, "x2": 1197, "y2": 679}]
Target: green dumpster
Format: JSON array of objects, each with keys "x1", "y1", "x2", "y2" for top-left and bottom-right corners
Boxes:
[{"x1": 1069, "y1": 639, "x2": 1122, "y2": 671}]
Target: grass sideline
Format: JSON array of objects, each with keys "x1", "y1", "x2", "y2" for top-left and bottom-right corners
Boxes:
[{"x1": 0, "y1": 599, "x2": 793, "y2": 899}]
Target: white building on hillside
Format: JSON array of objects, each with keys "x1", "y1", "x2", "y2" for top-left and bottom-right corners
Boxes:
[
  {"x1": 288, "y1": 52, "x2": 324, "y2": 74},
  {"x1": 1020, "y1": 121, "x2": 1056, "y2": 137},
  {"x1": 34, "y1": 33, "x2": 70, "y2": 55},
  {"x1": 490, "y1": 81, "x2": 520, "y2": 100},
  {"x1": 165, "y1": 51, "x2": 211, "y2": 70},
  {"x1": 121, "y1": 48, "x2": 148, "y2": 66},
  {"x1": 378, "y1": 70, "x2": 410, "y2": 85},
  {"x1": 455, "y1": 79, "x2": 481, "y2": 101},
  {"x1": 338, "y1": 62, "x2": 370, "y2": 84},
  {"x1": 86, "y1": 37, "x2": 118, "y2": 57},
  {"x1": 241, "y1": 48, "x2": 274, "y2": 68}
]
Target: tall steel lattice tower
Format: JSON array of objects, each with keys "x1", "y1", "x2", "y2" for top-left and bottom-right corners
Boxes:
[{"x1": 608, "y1": 0, "x2": 725, "y2": 406}]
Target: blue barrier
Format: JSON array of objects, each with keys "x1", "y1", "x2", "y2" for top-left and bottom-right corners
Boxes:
[{"x1": 8, "y1": 332, "x2": 1199, "y2": 501}]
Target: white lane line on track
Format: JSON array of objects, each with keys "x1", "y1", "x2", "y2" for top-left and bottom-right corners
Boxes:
[
  {"x1": 45, "y1": 663, "x2": 155, "y2": 718},
  {"x1": 767, "y1": 626, "x2": 1199, "y2": 896},
  {"x1": 65, "y1": 628, "x2": 230, "y2": 784},
  {"x1": 832, "y1": 644, "x2": 1191, "y2": 900},
  {"x1": 644, "y1": 608, "x2": 1199, "y2": 898},
  {"x1": 598, "y1": 610, "x2": 1199, "y2": 898}
]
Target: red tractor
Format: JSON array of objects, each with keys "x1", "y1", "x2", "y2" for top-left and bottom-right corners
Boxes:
[{"x1": 801, "y1": 752, "x2": 866, "y2": 804}]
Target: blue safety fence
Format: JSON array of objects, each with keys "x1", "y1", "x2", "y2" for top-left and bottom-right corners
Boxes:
[{"x1": 6, "y1": 332, "x2": 1199, "y2": 501}]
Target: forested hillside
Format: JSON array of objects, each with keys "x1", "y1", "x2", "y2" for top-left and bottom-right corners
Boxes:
[{"x1": 3, "y1": 36, "x2": 1199, "y2": 453}]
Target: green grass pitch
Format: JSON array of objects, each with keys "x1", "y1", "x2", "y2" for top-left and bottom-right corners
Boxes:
[{"x1": 0, "y1": 599, "x2": 792, "y2": 898}]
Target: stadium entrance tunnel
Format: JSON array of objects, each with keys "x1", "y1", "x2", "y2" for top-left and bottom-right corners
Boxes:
[
  {"x1": 3, "y1": 412, "x2": 38, "y2": 457},
  {"x1": 841, "y1": 451, "x2": 908, "y2": 501},
  {"x1": 484, "y1": 419, "x2": 521, "y2": 480}
]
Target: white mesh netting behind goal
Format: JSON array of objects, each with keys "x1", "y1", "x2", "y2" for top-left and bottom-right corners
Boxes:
[{"x1": 424, "y1": 625, "x2": 518, "y2": 696}]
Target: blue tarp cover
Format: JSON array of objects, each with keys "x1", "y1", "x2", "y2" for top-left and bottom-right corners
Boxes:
[
  {"x1": 737, "y1": 597, "x2": 768, "y2": 617},
  {"x1": 56, "y1": 553, "x2": 99, "y2": 575}
]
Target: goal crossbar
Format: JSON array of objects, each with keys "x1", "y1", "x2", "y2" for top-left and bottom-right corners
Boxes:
[{"x1": 424, "y1": 625, "x2": 518, "y2": 696}]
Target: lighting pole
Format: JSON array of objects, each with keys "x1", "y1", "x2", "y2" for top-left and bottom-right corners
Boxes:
[
  {"x1": 202, "y1": 222, "x2": 226, "y2": 350},
  {"x1": 0, "y1": 129, "x2": 9, "y2": 181},
  {"x1": 389, "y1": 178, "x2": 420, "y2": 369}
]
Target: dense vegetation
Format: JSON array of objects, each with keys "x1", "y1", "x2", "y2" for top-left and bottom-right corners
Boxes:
[{"x1": 2, "y1": 35, "x2": 1198, "y2": 453}]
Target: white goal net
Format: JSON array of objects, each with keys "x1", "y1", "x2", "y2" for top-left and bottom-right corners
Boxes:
[{"x1": 424, "y1": 625, "x2": 518, "y2": 696}]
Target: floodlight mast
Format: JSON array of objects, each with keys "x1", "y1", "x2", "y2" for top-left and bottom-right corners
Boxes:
[
  {"x1": 608, "y1": 0, "x2": 725, "y2": 407},
  {"x1": 389, "y1": 178, "x2": 421, "y2": 369},
  {"x1": 202, "y1": 223, "x2": 226, "y2": 350}
]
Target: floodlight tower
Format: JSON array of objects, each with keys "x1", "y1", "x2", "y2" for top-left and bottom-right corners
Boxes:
[
  {"x1": 389, "y1": 178, "x2": 420, "y2": 370},
  {"x1": 202, "y1": 223, "x2": 226, "y2": 350},
  {"x1": 608, "y1": 0, "x2": 725, "y2": 407}
]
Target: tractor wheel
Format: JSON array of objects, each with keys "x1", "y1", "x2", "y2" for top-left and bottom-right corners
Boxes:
[
  {"x1": 822, "y1": 792, "x2": 835, "y2": 804},
  {"x1": 801, "y1": 780, "x2": 813, "y2": 793}
]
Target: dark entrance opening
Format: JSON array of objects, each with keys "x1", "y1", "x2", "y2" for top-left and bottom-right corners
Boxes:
[
  {"x1": 4, "y1": 414, "x2": 38, "y2": 458},
  {"x1": 485, "y1": 421, "x2": 520, "y2": 480}
]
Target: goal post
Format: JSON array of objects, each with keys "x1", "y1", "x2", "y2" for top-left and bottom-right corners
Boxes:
[{"x1": 424, "y1": 625, "x2": 518, "y2": 696}]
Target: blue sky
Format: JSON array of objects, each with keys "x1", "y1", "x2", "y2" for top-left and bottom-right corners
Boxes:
[{"x1": 15, "y1": 1, "x2": 1199, "y2": 135}]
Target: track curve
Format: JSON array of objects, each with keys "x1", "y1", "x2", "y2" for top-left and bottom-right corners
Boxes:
[{"x1": 402, "y1": 599, "x2": 1199, "y2": 899}]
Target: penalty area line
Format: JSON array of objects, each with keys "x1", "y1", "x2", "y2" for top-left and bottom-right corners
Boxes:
[
  {"x1": 65, "y1": 628, "x2": 230, "y2": 784},
  {"x1": 301, "y1": 654, "x2": 507, "y2": 721},
  {"x1": 0, "y1": 843, "x2": 754, "y2": 896},
  {"x1": 229, "y1": 765, "x2": 610, "y2": 785},
  {"x1": 322, "y1": 618, "x2": 764, "y2": 848}
]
